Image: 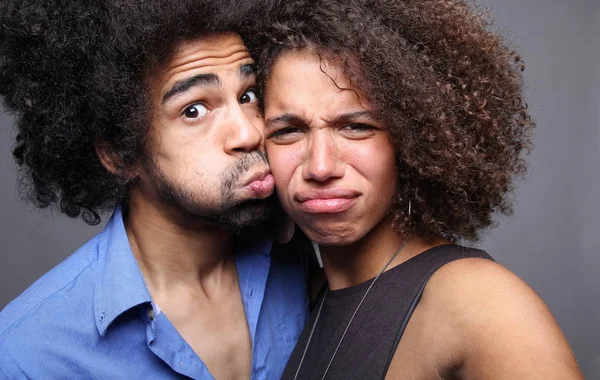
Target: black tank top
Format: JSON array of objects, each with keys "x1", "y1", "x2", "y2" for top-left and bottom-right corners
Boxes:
[{"x1": 281, "y1": 244, "x2": 493, "y2": 380}]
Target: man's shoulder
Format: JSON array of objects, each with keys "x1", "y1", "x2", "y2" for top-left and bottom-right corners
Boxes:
[{"x1": 0, "y1": 234, "x2": 104, "y2": 336}]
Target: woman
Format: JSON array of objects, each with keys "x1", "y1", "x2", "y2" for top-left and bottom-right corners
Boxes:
[{"x1": 246, "y1": 0, "x2": 583, "y2": 379}]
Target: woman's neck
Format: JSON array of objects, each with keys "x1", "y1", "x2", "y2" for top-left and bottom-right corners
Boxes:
[{"x1": 320, "y1": 216, "x2": 448, "y2": 290}]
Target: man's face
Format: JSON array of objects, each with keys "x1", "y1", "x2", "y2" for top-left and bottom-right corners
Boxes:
[{"x1": 137, "y1": 33, "x2": 274, "y2": 229}]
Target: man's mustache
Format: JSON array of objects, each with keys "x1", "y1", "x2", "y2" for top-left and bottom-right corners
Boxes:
[{"x1": 222, "y1": 150, "x2": 269, "y2": 191}]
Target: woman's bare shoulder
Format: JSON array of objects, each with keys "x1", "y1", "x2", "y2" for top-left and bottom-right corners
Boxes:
[{"x1": 417, "y1": 257, "x2": 583, "y2": 379}]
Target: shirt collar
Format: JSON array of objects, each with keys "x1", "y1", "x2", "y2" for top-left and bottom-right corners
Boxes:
[
  {"x1": 92, "y1": 207, "x2": 274, "y2": 337},
  {"x1": 94, "y1": 206, "x2": 152, "y2": 337}
]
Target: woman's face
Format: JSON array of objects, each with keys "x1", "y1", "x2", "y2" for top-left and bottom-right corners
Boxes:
[{"x1": 264, "y1": 49, "x2": 398, "y2": 245}]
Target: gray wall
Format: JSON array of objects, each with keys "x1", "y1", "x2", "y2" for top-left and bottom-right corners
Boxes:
[
  {"x1": 0, "y1": 0, "x2": 598, "y2": 377},
  {"x1": 476, "y1": 0, "x2": 599, "y2": 377},
  {"x1": 0, "y1": 112, "x2": 104, "y2": 305}
]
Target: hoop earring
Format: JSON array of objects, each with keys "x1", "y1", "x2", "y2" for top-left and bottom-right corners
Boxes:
[
  {"x1": 312, "y1": 241, "x2": 324, "y2": 268},
  {"x1": 408, "y1": 198, "x2": 412, "y2": 219}
]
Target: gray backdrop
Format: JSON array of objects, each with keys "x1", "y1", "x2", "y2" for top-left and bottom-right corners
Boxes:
[{"x1": 1, "y1": 0, "x2": 598, "y2": 377}]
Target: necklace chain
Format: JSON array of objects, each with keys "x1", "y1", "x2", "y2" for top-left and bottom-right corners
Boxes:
[{"x1": 293, "y1": 238, "x2": 409, "y2": 380}]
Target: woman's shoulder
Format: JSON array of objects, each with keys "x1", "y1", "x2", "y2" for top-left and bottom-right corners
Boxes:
[
  {"x1": 422, "y1": 250, "x2": 552, "y2": 336},
  {"x1": 423, "y1": 249, "x2": 535, "y2": 313},
  {"x1": 414, "y1": 250, "x2": 582, "y2": 378}
]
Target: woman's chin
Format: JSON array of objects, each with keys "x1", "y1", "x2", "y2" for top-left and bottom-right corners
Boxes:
[{"x1": 301, "y1": 225, "x2": 364, "y2": 246}]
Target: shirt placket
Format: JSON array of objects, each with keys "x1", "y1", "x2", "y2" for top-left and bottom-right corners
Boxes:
[
  {"x1": 235, "y1": 247, "x2": 271, "y2": 379},
  {"x1": 145, "y1": 302, "x2": 213, "y2": 379}
]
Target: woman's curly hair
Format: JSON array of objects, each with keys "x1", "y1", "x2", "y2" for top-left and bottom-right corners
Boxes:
[
  {"x1": 0, "y1": 0, "x2": 256, "y2": 224},
  {"x1": 245, "y1": 0, "x2": 534, "y2": 242}
]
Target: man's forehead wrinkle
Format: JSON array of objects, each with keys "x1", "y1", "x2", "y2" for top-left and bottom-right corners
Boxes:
[
  {"x1": 167, "y1": 43, "x2": 250, "y2": 71},
  {"x1": 174, "y1": 38, "x2": 249, "y2": 56},
  {"x1": 164, "y1": 51, "x2": 253, "y2": 79},
  {"x1": 159, "y1": 55, "x2": 254, "y2": 101}
]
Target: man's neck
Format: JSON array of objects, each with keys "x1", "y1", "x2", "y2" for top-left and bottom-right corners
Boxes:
[{"x1": 124, "y1": 190, "x2": 236, "y2": 297}]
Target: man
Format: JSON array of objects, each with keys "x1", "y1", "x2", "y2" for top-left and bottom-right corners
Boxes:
[{"x1": 0, "y1": 0, "x2": 307, "y2": 379}]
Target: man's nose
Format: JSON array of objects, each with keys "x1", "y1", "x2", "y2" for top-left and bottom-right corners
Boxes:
[{"x1": 224, "y1": 103, "x2": 263, "y2": 154}]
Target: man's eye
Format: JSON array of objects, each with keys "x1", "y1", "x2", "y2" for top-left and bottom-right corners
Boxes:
[
  {"x1": 182, "y1": 103, "x2": 209, "y2": 120},
  {"x1": 240, "y1": 89, "x2": 258, "y2": 104}
]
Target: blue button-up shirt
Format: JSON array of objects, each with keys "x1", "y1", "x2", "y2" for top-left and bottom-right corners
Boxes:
[{"x1": 0, "y1": 208, "x2": 308, "y2": 379}]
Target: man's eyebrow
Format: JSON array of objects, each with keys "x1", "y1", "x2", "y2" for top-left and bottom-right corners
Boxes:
[
  {"x1": 239, "y1": 63, "x2": 256, "y2": 79},
  {"x1": 162, "y1": 73, "x2": 221, "y2": 104},
  {"x1": 266, "y1": 111, "x2": 373, "y2": 128}
]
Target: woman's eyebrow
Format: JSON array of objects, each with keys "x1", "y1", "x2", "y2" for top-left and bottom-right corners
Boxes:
[
  {"x1": 266, "y1": 110, "x2": 374, "y2": 128},
  {"x1": 265, "y1": 113, "x2": 305, "y2": 128},
  {"x1": 330, "y1": 111, "x2": 373, "y2": 125}
]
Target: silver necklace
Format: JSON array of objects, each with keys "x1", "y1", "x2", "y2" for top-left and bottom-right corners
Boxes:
[{"x1": 293, "y1": 238, "x2": 409, "y2": 380}]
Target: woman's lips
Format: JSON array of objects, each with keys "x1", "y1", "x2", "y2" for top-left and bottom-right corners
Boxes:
[{"x1": 295, "y1": 188, "x2": 360, "y2": 214}]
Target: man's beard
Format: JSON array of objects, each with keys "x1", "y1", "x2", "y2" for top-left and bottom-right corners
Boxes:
[{"x1": 142, "y1": 151, "x2": 273, "y2": 230}]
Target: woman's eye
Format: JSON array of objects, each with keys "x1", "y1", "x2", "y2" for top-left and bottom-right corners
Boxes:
[
  {"x1": 240, "y1": 89, "x2": 258, "y2": 104},
  {"x1": 268, "y1": 127, "x2": 304, "y2": 143},
  {"x1": 182, "y1": 103, "x2": 209, "y2": 120},
  {"x1": 341, "y1": 123, "x2": 376, "y2": 137}
]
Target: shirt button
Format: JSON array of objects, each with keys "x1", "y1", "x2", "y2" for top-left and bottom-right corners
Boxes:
[{"x1": 148, "y1": 308, "x2": 154, "y2": 321}]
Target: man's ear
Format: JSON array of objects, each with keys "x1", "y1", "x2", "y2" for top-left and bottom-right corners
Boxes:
[{"x1": 95, "y1": 140, "x2": 137, "y2": 179}]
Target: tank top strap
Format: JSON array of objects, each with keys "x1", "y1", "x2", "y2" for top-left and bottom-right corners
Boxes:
[{"x1": 382, "y1": 244, "x2": 493, "y2": 375}]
